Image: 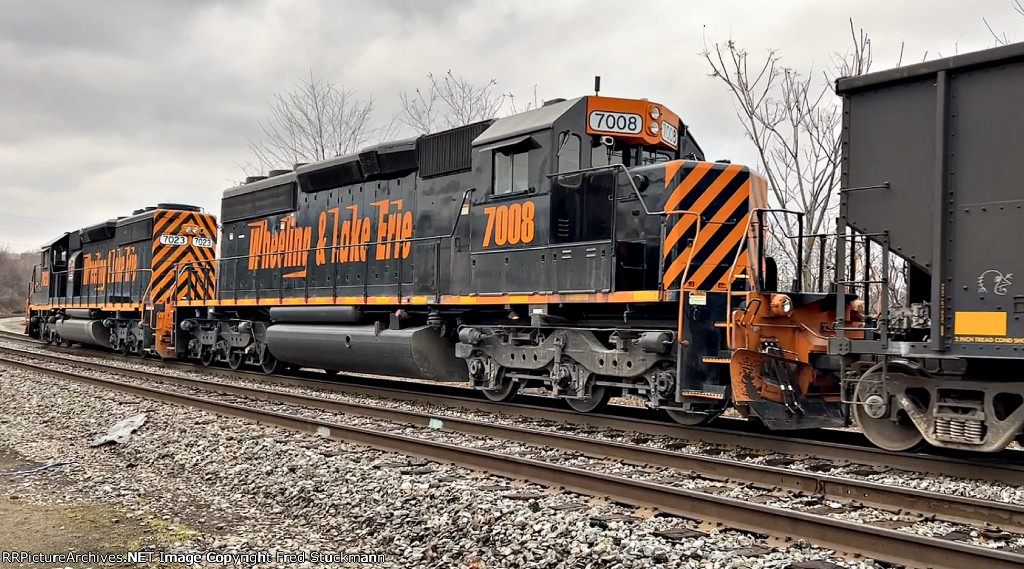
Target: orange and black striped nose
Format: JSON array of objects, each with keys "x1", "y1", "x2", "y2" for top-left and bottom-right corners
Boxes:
[
  {"x1": 661, "y1": 161, "x2": 760, "y2": 292},
  {"x1": 151, "y1": 210, "x2": 218, "y2": 303}
]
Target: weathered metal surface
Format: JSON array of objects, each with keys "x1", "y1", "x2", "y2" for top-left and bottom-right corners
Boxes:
[{"x1": 839, "y1": 43, "x2": 1024, "y2": 356}]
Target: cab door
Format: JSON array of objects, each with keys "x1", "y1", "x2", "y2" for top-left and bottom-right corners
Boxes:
[{"x1": 469, "y1": 138, "x2": 547, "y2": 294}]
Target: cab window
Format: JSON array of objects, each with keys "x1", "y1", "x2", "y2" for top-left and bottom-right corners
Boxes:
[
  {"x1": 591, "y1": 142, "x2": 623, "y2": 168},
  {"x1": 639, "y1": 147, "x2": 673, "y2": 165},
  {"x1": 557, "y1": 134, "x2": 581, "y2": 173},
  {"x1": 494, "y1": 150, "x2": 529, "y2": 194}
]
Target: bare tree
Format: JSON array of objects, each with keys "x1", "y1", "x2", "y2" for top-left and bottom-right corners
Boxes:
[
  {"x1": 508, "y1": 84, "x2": 541, "y2": 115},
  {"x1": 245, "y1": 71, "x2": 377, "y2": 175},
  {"x1": 398, "y1": 70, "x2": 509, "y2": 134},
  {"x1": 701, "y1": 20, "x2": 873, "y2": 292},
  {"x1": 985, "y1": 0, "x2": 1024, "y2": 45},
  {"x1": 0, "y1": 247, "x2": 37, "y2": 315}
]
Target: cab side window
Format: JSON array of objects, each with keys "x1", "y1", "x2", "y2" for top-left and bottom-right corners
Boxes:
[
  {"x1": 494, "y1": 150, "x2": 529, "y2": 195},
  {"x1": 557, "y1": 134, "x2": 581, "y2": 173}
]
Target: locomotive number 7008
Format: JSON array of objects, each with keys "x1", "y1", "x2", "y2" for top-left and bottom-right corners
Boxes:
[{"x1": 482, "y1": 201, "x2": 535, "y2": 247}]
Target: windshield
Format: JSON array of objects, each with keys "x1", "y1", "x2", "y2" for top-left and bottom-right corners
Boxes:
[{"x1": 591, "y1": 139, "x2": 676, "y2": 167}]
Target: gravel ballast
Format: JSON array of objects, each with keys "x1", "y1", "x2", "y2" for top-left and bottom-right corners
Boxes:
[
  {"x1": 3, "y1": 322, "x2": 1021, "y2": 507},
  {"x1": 0, "y1": 358, "x2": 888, "y2": 568}
]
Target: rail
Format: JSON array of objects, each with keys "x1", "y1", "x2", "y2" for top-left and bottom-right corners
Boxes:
[
  {"x1": 1, "y1": 347, "x2": 1022, "y2": 569},
  {"x1": 833, "y1": 230, "x2": 892, "y2": 345},
  {"x1": 3, "y1": 332, "x2": 1023, "y2": 484}
]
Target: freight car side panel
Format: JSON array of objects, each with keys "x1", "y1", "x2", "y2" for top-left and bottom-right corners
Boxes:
[
  {"x1": 945, "y1": 61, "x2": 1024, "y2": 348},
  {"x1": 839, "y1": 45, "x2": 1024, "y2": 354}
]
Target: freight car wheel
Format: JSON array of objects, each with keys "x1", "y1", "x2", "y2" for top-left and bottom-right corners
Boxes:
[
  {"x1": 566, "y1": 384, "x2": 612, "y2": 413},
  {"x1": 853, "y1": 374, "x2": 924, "y2": 452}
]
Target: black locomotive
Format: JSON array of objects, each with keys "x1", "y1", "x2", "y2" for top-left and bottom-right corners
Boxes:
[{"x1": 169, "y1": 94, "x2": 785, "y2": 425}]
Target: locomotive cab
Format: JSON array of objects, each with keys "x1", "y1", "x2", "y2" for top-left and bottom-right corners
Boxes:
[{"x1": 463, "y1": 96, "x2": 704, "y2": 297}]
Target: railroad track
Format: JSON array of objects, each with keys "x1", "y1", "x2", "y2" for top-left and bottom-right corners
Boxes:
[
  {"x1": 1, "y1": 345, "x2": 1023, "y2": 569},
  {"x1": 3, "y1": 328, "x2": 1023, "y2": 485}
]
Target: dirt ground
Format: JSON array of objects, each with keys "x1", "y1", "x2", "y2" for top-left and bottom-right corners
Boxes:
[{"x1": 0, "y1": 447, "x2": 189, "y2": 568}]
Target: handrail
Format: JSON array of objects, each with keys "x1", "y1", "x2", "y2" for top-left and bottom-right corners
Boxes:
[
  {"x1": 557, "y1": 163, "x2": 713, "y2": 348},
  {"x1": 40, "y1": 268, "x2": 154, "y2": 313},
  {"x1": 168, "y1": 259, "x2": 218, "y2": 305},
  {"x1": 723, "y1": 207, "x2": 803, "y2": 349}
]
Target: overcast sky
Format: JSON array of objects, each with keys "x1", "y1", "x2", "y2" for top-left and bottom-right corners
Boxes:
[{"x1": 0, "y1": 0, "x2": 1019, "y2": 251}]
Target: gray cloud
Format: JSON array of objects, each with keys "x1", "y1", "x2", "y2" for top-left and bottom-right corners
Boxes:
[{"x1": 0, "y1": 0, "x2": 1016, "y2": 251}]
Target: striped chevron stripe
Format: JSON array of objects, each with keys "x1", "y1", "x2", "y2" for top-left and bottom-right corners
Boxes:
[
  {"x1": 150, "y1": 209, "x2": 218, "y2": 303},
  {"x1": 661, "y1": 161, "x2": 764, "y2": 292}
]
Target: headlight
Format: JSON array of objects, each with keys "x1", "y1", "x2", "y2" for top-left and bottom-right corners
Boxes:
[
  {"x1": 649, "y1": 122, "x2": 660, "y2": 134},
  {"x1": 770, "y1": 294, "x2": 793, "y2": 317},
  {"x1": 650, "y1": 107, "x2": 661, "y2": 120}
]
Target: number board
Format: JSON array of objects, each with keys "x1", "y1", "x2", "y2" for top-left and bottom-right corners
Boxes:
[
  {"x1": 159, "y1": 234, "x2": 188, "y2": 246},
  {"x1": 661, "y1": 120, "x2": 679, "y2": 148},
  {"x1": 588, "y1": 111, "x2": 643, "y2": 135},
  {"x1": 191, "y1": 237, "x2": 214, "y2": 248}
]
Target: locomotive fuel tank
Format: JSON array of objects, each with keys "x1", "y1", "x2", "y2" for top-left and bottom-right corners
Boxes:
[
  {"x1": 265, "y1": 323, "x2": 469, "y2": 381},
  {"x1": 55, "y1": 318, "x2": 112, "y2": 348}
]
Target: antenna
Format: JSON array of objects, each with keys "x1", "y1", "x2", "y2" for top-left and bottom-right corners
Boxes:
[{"x1": 594, "y1": 76, "x2": 601, "y2": 96}]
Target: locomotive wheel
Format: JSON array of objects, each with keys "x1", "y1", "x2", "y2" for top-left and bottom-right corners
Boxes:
[
  {"x1": 665, "y1": 409, "x2": 717, "y2": 426},
  {"x1": 120, "y1": 340, "x2": 130, "y2": 356},
  {"x1": 853, "y1": 374, "x2": 924, "y2": 452},
  {"x1": 228, "y1": 350, "x2": 244, "y2": 370},
  {"x1": 566, "y1": 384, "x2": 612, "y2": 413},
  {"x1": 261, "y1": 352, "x2": 282, "y2": 375},
  {"x1": 481, "y1": 377, "x2": 519, "y2": 402},
  {"x1": 200, "y1": 347, "x2": 214, "y2": 367}
]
